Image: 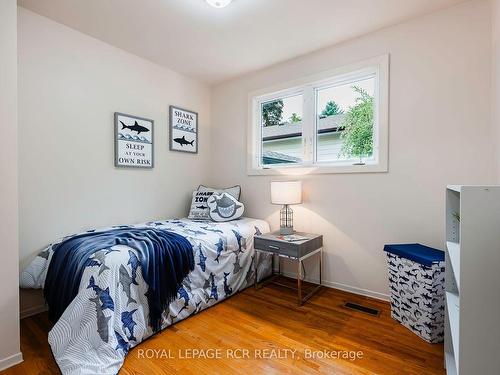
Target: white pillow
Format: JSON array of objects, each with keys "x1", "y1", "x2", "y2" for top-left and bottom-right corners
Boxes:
[
  {"x1": 188, "y1": 191, "x2": 213, "y2": 220},
  {"x1": 198, "y1": 184, "x2": 241, "y2": 200},
  {"x1": 188, "y1": 185, "x2": 242, "y2": 220},
  {"x1": 207, "y1": 193, "x2": 245, "y2": 222}
]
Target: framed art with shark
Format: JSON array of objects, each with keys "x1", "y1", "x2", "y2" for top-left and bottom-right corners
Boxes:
[
  {"x1": 115, "y1": 112, "x2": 154, "y2": 168},
  {"x1": 169, "y1": 105, "x2": 198, "y2": 154}
]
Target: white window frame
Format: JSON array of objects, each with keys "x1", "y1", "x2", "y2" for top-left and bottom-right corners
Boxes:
[{"x1": 247, "y1": 54, "x2": 389, "y2": 175}]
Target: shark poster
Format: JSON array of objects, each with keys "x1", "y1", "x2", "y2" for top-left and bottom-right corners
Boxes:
[
  {"x1": 114, "y1": 112, "x2": 154, "y2": 168},
  {"x1": 169, "y1": 106, "x2": 198, "y2": 154}
]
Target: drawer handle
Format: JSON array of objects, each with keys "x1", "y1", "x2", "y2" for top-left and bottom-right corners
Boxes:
[{"x1": 268, "y1": 245, "x2": 280, "y2": 250}]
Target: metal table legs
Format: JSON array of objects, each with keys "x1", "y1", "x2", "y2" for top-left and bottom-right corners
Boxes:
[{"x1": 255, "y1": 248, "x2": 323, "y2": 306}]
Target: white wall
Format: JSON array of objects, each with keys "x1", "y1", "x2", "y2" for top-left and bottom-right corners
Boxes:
[
  {"x1": 210, "y1": 0, "x2": 495, "y2": 299},
  {"x1": 0, "y1": 0, "x2": 22, "y2": 370},
  {"x1": 18, "y1": 8, "x2": 211, "y2": 269},
  {"x1": 493, "y1": 0, "x2": 500, "y2": 182}
]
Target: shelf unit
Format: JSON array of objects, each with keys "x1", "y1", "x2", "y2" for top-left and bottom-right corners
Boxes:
[
  {"x1": 444, "y1": 186, "x2": 500, "y2": 375},
  {"x1": 445, "y1": 241, "x2": 460, "y2": 289}
]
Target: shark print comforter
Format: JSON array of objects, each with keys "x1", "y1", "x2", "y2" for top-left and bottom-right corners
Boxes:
[{"x1": 20, "y1": 217, "x2": 271, "y2": 375}]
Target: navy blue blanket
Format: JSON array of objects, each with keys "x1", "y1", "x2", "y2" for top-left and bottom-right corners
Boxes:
[{"x1": 44, "y1": 228, "x2": 194, "y2": 332}]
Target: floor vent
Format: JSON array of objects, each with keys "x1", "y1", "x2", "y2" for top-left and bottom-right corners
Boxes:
[{"x1": 344, "y1": 302, "x2": 380, "y2": 316}]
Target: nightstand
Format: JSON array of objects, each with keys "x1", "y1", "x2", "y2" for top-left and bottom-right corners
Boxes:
[{"x1": 254, "y1": 231, "x2": 323, "y2": 305}]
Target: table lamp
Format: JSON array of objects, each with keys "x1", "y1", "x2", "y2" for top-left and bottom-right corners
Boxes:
[{"x1": 271, "y1": 181, "x2": 302, "y2": 235}]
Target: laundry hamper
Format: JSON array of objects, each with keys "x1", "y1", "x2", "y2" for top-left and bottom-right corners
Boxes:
[{"x1": 383, "y1": 243, "x2": 445, "y2": 343}]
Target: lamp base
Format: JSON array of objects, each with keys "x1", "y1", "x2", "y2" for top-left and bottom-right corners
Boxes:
[
  {"x1": 279, "y1": 226, "x2": 294, "y2": 235},
  {"x1": 279, "y1": 204, "x2": 294, "y2": 235}
]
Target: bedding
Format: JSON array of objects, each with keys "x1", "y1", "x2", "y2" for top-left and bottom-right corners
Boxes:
[
  {"x1": 44, "y1": 228, "x2": 194, "y2": 332},
  {"x1": 20, "y1": 217, "x2": 271, "y2": 375}
]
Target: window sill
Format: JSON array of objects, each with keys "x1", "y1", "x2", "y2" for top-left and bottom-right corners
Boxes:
[{"x1": 246, "y1": 162, "x2": 388, "y2": 176}]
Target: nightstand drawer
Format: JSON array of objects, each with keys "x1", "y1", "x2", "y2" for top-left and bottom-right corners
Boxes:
[
  {"x1": 254, "y1": 234, "x2": 323, "y2": 258},
  {"x1": 254, "y1": 237, "x2": 299, "y2": 257}
]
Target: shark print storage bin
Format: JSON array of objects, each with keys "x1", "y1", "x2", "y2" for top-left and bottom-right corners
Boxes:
[{"x1": 383, "y1": 244, "x2": 445, "y2": 343}]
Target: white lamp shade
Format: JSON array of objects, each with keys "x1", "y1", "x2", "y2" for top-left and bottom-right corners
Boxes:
[
  {"x1": 206, "y1": 0, "x2": 233, "y2": 8},
  {"x1": 271, "y1": 181, "x2": 302, "y2": 205}
]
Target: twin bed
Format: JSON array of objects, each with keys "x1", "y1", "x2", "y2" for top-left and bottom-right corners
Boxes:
[{"x1": 20, "y1": 217, "x2": 271, "y2": 375}]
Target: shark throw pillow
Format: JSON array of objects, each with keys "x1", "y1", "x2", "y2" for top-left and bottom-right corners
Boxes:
[{"x1": 207, "y1": 193, "x2": 245, "y2": 222}]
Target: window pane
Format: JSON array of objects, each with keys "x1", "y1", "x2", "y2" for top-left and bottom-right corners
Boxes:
[
  {"x1": 316, "y1": 76, "x2": 375, "y2": 164},
  {"x1": 261, "y1": 94, "x2": 303, "y2": 166}
]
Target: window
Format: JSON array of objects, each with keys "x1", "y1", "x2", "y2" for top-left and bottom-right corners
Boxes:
[
  {"x1": 261, "y1": 94, "x2": 303, "y2": 165},
  {"x1": 248, "y1": 55, "x2": 388, "y2": 174}
]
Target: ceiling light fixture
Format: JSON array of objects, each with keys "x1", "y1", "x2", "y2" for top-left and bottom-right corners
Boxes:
[{"x1": 206, "y1": 0, "x2": 233, "y2": 8}]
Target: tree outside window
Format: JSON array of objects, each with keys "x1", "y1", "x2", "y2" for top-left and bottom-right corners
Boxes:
[
  {"x1": 339, "y1": 86, "x2": 374, "y2": 164},
  {"x1": 320, "y1": 100, "x2": 343, "y2": 118},
  {"x1": 262, "y1": 99, "x2": 284, "y2": 127}
]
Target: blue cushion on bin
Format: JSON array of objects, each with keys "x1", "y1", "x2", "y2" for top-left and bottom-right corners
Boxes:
[{"x1": 383, "y1": 243, "x2": 444, "y2": 267}]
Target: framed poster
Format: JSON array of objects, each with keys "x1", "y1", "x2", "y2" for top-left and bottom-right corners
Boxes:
[
  {"x1": 169, "y1": 106, "x2": 198, "y2": 154},
  {"x1": 114, "y1": 112, "x2": 154, "y2": 168}
]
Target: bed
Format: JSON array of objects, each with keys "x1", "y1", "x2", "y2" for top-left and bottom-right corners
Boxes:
[{"x1": 20, "y1": 217, "x2": 271, "y2": 375}]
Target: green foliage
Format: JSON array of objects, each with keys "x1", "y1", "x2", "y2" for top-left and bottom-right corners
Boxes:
[
  {"x1": 289, "y1": 113, "x2": 302, "y2": 123},
  {"x1": 339, "y1": 86, "x2": 374, "y2": 163},
  {"x1": 262, "y1": 99, "x2": 284, "y2": 127},
  {"x1": 320, "y1": 100, "x2": 343, "y2": 117}
]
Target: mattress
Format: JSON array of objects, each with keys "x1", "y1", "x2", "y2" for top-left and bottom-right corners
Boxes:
[{"x1": 20, "y1": 217, "x2": 271, "y2": 375}]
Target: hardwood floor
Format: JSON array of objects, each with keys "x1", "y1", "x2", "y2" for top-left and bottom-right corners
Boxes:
[{"x1": 3, "y1": 278, "x2": 444, "y2": 375}]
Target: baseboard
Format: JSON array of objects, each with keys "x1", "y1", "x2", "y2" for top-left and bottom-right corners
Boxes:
[
  {"x1": 321, "y1": 279, "x2": 390, "y2": 302},
  {"x1": 280, "y1": 270, "x2": 390, "y2": 302},
  {"x1": 20, "y1": 303, "x2": 48, "y2": 320},
  {"x1": 0, "y1": 352, "x2": 23, "y2": 371}
]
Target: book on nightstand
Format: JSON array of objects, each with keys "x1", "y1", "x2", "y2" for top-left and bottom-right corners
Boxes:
[{"x1": 275, "y1": 234, "x2": 309, "y2": 242}]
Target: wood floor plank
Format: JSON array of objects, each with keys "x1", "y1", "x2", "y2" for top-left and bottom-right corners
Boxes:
[{"x1": 2, "y1": 278, "x2": 444, "y2": 374}]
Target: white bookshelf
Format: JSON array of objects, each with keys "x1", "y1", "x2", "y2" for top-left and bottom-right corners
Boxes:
[
  {"x1": 446, "y1": 185, "x2": 462, "y2": 193},
  {"x1": 446, "y1": 241, "x2": 460, "y2": 289},
  {"x1": 445, "y1": 291, "x2": 460, "y2": 370},
  {"x1": 444, "y1": 186, "x2": 500, "y2": 375}
]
